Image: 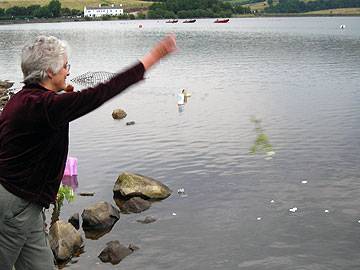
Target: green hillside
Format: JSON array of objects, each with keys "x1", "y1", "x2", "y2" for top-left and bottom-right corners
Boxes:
[{"x1": 0, "y1": 0, "x2": 152, "y2": 11}]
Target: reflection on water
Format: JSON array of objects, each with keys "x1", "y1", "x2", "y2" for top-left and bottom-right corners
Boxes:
[
  {"x1": 1, "y1": 17, "x2": 360, "y2": 270},
  {"x1": 249, "y1": 116, "x2": 274, "y2": 158},
  {"x1": 61, "y1": 175, "x2": 79, "y2": 191}
]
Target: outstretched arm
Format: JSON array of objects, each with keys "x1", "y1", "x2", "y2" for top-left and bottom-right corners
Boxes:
[
  {"x1": 140, "y1": 34, "x2": 177, "y2": 70},
  {"x1": 47, "y1": 35, "x2": 177, "y2": 127}
]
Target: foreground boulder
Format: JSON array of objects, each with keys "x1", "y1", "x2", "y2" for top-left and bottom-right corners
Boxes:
[
  {"x1": 49, "y1": 220, "x2": 84, "y2": 262},
  {"x1": 112, "y1": 108, "x2": 127, "y2": 119},
  {"x1": 113, "y1": 172, "x2": 172, "y2": 200},
  {"x1": 82, "y1": 201, "x2": 120, "y2": 239},
  {"x1": 98, "y1": 240, "x2": 138, "y2": 265}
]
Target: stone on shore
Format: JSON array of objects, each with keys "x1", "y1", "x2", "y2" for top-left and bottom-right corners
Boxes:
[
  {"x1": 113, "y1": 172, "x2": 172, "y2": 200},
  {"x1": 49, "y1": 220, "x2": 84, "y2": 262}
]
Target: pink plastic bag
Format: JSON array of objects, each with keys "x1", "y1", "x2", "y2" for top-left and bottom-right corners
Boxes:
[{"x1": 63, "y1": 156, "x2": 78, "y2": 176}]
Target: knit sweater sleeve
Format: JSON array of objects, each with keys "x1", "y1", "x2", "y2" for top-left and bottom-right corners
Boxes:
[{"x1": 44, "y1": 62, "x2": 145, "y2": 129}]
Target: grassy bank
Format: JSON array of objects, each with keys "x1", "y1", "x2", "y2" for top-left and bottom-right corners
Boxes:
[
  {"x1": 305, "y1": 7, "x2": 360, "y2": 15},
  {"x1": 0, "y1": 0, "x2": 152, "y2": 11}
]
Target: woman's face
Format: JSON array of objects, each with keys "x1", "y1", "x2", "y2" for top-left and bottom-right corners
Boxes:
[{"x1": 50, "y1": 57, "x2": 70, "y2": 92}]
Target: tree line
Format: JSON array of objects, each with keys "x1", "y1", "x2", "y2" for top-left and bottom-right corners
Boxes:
[
  {"x1": 0, "y1": 0, "x2": 81, "y2": 20},
  {"x1": 265, "y1": 0, "x2": 360, "y2": 13},
  {"x1": 147, "y1": 0, "x2": 251, "y2": 19}
]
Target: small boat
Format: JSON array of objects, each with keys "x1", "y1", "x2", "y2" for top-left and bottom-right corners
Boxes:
[
  {"x1": 183, "y1": 19, "x2": 196, "y2": 23},
  {"x1": 166, "y1": 19, "x2": 178, "y2": 23},
  {"x1": 214, "y1": 18, "x2": 229, "y2": 23}
]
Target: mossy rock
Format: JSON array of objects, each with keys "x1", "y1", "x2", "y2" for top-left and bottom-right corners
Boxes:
[{"x1": 113, "y1": 172, "x2": 172, "y2": 200}]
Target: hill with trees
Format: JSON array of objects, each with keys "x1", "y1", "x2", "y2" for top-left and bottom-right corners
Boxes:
[
  {"x1": 147, "y1": 0, "x2": 251, "y2": 18},
  {"x1": 265, "y1": 0, "x2": 360, "y2": 13}
]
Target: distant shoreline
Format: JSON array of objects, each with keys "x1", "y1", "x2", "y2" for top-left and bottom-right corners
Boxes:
[{"x1": 0, "y1": 14, "x2": 359, "y2": 26}]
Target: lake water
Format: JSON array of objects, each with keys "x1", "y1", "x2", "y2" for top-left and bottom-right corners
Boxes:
[{"x1": 1, "y1": 17, "x2": 360, "y2": 269}]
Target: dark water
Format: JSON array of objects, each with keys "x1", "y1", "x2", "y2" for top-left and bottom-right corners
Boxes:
[{"x1": 1, "y1": 17, "x2": 360, "y2": 269}]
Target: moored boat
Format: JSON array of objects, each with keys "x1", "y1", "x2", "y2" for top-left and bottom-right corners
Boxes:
[
  {"x1": 183, "y1": 19, "x2": 196, "y2": 23},
  {"x1": 166, "y1": 19, "x2": 178, "y2": 23},
  {"x1": 214, "y1": 18, "x2": 229, "y2": 23}
]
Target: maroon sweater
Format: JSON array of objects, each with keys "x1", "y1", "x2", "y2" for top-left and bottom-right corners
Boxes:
[{"x1": 0, "y1": 62, "x2": 144, "y2": 208}]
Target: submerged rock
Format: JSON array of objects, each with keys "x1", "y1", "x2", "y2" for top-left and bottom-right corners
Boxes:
[
  {"x1": 98, "y1": 240, "x2": 136, "y2": 265},
  {"x1": 68, "y1": 213, "x2": 80, "y2": 230},
  {"x1": 49, "y1": 220, "x2": 84, "y2": 263},
  {"x1": 82, "y1": 201, "x2": 120, "y2": 237},
  {"x1": 112, "y1": 108, "x2": 127, "y2": 119},
  {"x1": 114, "y1": 196, "x2": 151, "y2": 214},
  {"x1": 136, "y1": 216, "x2": 157, "y2": 224},
  {"x1": 113, "y1": 172, "x2": 172, "y2": 200}
]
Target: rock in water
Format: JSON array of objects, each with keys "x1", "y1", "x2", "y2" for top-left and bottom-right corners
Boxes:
[
  {"x1": 82, "y1": 201, "x2": 120, "y2": 230},
  {"x1": 112, "y1": 108, "x2": 127, "y2": 119},
  {"x1": 98, "y1": 240, "x2": 134, "y2": 265},
  {"x1": 68, "y1": 213, "x2": 80, "y2": 230},
  {"x1": 115, "y1": 197, "x2": 151, "y2": 214},
  {"x1": 113, "y1": 172, "x2": 172, "y2": 199}
]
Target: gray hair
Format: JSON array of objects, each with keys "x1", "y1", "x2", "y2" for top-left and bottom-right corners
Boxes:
[{"x1": 21, "y1": 36, "x2": 68, "y2": 84}]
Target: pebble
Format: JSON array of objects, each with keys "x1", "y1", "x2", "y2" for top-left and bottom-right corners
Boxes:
[
  {"x1": 301, "y1": 180, "x2": 308, "y2": 184},
  {"x1": 172, "y1": 212, "x2": 177, "y2": 216},
  {"x1": 324, "y1": 209, "x2": 329, "y2": 213},
  {"x1": 270, "y1": 200, "x2": 275, "y2": 203},
  {"x1": 289, "y1": 207, "x2": 298, "y2": 213},
  {"x1": 257, "y1": 217, "x2": 262, "y2": 221}
]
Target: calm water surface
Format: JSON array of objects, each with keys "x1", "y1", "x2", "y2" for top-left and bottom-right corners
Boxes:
[{"x1": 1, "y1": 17, "x2": 360, "y2": 269}]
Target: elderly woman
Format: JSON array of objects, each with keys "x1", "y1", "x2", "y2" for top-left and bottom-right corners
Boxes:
[{"x1": 0, "y1": 34, "x2": 176, "y2": 269}]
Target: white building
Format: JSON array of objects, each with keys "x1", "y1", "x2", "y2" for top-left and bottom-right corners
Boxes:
[{"x1": 84, "y1": 4, "x2": 124, "y2": 17}]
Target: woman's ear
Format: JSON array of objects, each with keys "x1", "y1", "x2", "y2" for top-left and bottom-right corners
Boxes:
[{"x1": 47, "y1": 69, "x2": 54, "y2": 79}]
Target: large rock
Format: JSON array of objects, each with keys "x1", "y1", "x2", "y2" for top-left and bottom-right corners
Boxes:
[
  {"x1": 49, "y1": 220, "x2": 84, "y2": 262},
  {"x1": 82, "y1": 201, "x2": 120, "y2": 231},
  {"x1": 112, "y1": 108, "x2": 127, "y2": 119},
  {"x1": 98, "y1": 240, "x2": 136, "y2": 265},
  {"x1": 113, "y1": 172, "x2": 172, "y2": 200}
]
